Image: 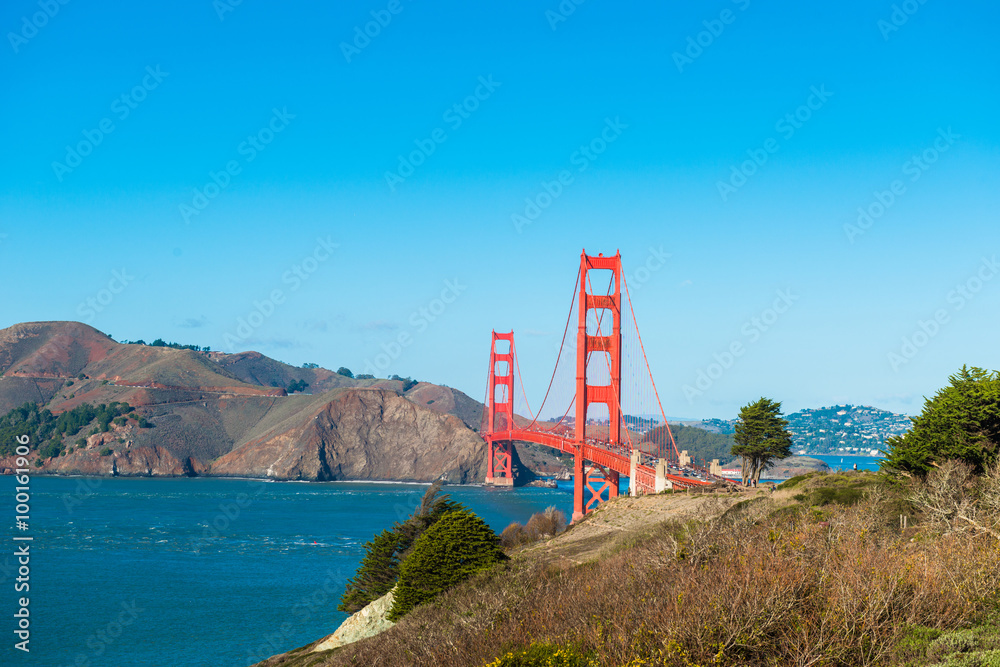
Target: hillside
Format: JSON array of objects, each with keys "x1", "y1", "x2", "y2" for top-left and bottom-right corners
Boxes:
[
  {"x1": 684, "y1": 405, "x2": 912, "y2": 457},
  {"x1": 0, "y1": 321, "x2": 530, "y2": 482},
  {"x1": 256, "y1": 471, "x2": 1000, "y2": 667},
  {"x1": 785, "y1": 404, "x2": 912, "y2": 454}
]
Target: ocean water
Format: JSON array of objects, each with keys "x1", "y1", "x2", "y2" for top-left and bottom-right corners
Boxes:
[
  {"x1": 1, "y1": 476, "x2": 575, "y2": 667},
  {"x1": 810, "y1": 453, "x2": 884, "y2": 472}
]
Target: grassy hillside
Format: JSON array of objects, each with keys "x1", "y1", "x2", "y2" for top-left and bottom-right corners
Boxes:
[{"x1": 258, "y1": 470, "x2": 1000, "y2": 667}]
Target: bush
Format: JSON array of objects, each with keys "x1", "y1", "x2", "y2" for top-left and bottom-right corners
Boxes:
[
  {"x1": 388, "y1": 509, "x2": 507, "y2": 621},
  {"x1": 500, "y1": 522, "x2": 528, "y2": 549},
  {"x1": 485, "y1": 644, "x2": 597, "y2": 666},
  {"x1": 99, "y1": 447, "x2": 112, "y2": 456},
  {"x1": 502, "y1": 507, "x2": 568, "y2": 550}
]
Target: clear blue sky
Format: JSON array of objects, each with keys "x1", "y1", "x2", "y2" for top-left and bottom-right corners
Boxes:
[{"x1": 1, "y1": 0, "x2": 998, "y2": 419}]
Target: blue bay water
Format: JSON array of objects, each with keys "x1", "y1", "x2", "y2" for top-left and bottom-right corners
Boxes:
[
  {"x1": 2, "y1": 477, "x2": 575, "y2": 667},
  {"x1": 809, "y1": 454, "x2": 884, "y2": 472}
]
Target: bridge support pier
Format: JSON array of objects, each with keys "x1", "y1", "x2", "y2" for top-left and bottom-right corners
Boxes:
[
  {"x1": 572, "y1": 447, "x2": 584, "y2": 522},
  {"x1": 629, "y1": 449, "x2": 639, "y2": 497},
  {"x1": 655, "y1": 458, "x2": 672, "y2": 493},
  {"x1": 485, "y1": 439, "x2": 514, "y2": 486}
]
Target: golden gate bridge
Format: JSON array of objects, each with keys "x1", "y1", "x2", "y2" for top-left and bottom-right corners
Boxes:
[{"x1": 481, "y1": 250, "x2": 720, "y2": 522}]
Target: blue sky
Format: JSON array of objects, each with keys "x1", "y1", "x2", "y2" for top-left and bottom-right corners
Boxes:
[{"x1": 1, "y1": 0, "x2": 998, "y2": 419}]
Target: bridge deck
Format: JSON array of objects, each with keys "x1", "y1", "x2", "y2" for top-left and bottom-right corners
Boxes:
[{"x1": 493, "y1": 429, "x2": 712, "y2": 490}]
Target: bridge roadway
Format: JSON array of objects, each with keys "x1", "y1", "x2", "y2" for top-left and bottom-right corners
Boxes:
[{"x1": 492, "y1": 428, "x2": 713, "y2": 491}]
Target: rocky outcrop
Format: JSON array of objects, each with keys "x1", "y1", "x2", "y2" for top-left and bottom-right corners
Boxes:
[
  {"x1": 32, "y1": 445, "x2": 199, "y2": 477},
  {"x1": 313, "y1": 588, "x2": 396, "y2": 652},
  {"x1": 210, "y1": 389, "x2": 487, "y2": 483}
]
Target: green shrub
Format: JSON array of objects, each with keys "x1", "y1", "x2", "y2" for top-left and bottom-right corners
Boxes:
[
  {"x1": 778, "y1": 472, "x2": 817, "y2": 489},
  {"x1": 75, "y1": 438, "x2": 86, "y2": 446},
  {"x1": 99, "y1": 447, "x2": 112, "y2": 456},
  {"x1": 485, "y1": 643, "x2": 597, "y2": 666},
  {"x1": 388, "y1": 509, "x2": 507, "y2": 621}
]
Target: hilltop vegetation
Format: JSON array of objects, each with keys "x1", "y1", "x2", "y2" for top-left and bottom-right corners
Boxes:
[{"x1": 0, "y1": 401, "x2": 138, "y2": 458}]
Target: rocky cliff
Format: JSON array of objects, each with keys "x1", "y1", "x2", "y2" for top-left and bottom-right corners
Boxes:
[
  {"x1": 0, "y1": 321, "x2": 540, "y2": 483},
  {"x1": 211, "y1": 389, "x2": 486, "y2": 483}
]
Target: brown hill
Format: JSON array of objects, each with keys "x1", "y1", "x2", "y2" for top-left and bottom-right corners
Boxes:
[{"x1": 0, "y1": 321, "x2": 558, "y2": 482}]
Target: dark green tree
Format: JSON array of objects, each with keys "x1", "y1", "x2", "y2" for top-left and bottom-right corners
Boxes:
[
  {"x1": 336, "y1": 367, "x2": 354, "y2": 378},
  {"x1": 338, "y1": 481, "x2": 466, "y2": 613},
  {"x1": 883, "y1": 366, "x2": 1000, "y2": 476},
  {"x1": 338, "y1": 529, "x2": 402, "y2": 613},
  {"x1": 387, "y1": 509, "x2": 507, "y2": 621},
  {"x1": 731, "y1": 397, "x2": 793, "y2": 485}
]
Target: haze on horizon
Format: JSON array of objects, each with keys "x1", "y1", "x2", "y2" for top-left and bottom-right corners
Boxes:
[{"x1": 1, "y1": 1, "x2": 998, "y2": 420}]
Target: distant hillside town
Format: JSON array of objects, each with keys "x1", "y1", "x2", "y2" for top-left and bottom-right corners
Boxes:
[{"x1": 784, "y1": 405, "x2": 912, "y2": 455}]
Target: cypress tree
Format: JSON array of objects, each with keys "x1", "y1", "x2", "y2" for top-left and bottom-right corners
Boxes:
[{"x1": 388, "y1": 509, "x2": 507, "y2": 621}]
